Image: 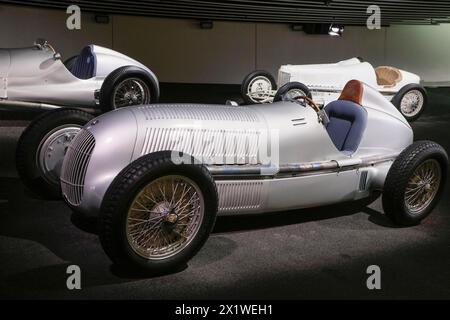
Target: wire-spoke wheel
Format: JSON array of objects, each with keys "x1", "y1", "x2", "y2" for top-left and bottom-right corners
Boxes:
[
  {"x1": 113, "y1": 78, "x2": 151, "y2": 108},
  {"x1": 126, "y1": 175, "x2": 204, "y2": 260},
  {"x1": 99, "y1": 151, "x2": 218, "y2": 273},
  {"x1": 404, "y1": 159, "x2": 441, "y2": 216},
  {"x1": 392, "y1": 85, "x2": 427, "y2": 122},
  {"x1": 241, "y1": 70, "x2": 276, "y2": 104},
  {"x1": 99, "y1": 66, "x2": 159, "y2": 113},
  {"x1": 383, "y1": 141, "x2": 448, "y2": 226},
  {"x1": 400, "y1": 89, "x2": 424, "y2": 119},
  {"x1": 247, "y1": 76, "x2": 273, "y2": 103}
]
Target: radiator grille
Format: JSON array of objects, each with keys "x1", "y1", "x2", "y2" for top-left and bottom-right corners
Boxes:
[{"x1": 60, "y1": 129, "x2": 96, "y2": 206}]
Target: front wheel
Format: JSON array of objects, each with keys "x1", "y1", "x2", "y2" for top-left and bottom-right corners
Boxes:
[
  {"x1": 382, "y1": 141, "x2": 448, "y2": 226},
  {"x1": 16, "y1": 108, "x2": 94, "y2": 199},
  {"x1": 241, "y1": 70, "x2": 276, "y2": 105},
  {"x1": 99, "y1": 66, "x2": 159, "y2": 113},
  {"x1": 99, "y1": 151, "x2": 218, "y2": 273},
  {"x1": 391, "y1": 85, "x2": 427, "y2": 122}
]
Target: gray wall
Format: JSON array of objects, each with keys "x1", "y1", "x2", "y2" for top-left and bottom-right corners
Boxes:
[{"x1": 0, "y1": 4, "x2": 448, "y2": 84}]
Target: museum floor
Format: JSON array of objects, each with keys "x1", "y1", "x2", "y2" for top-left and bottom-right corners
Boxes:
[{"x1": 0, "y1": 84, "x2": 449, "y2": 299}]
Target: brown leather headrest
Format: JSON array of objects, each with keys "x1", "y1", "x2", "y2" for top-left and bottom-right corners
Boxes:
[{"x1": 338, "y1": 80, "x2": 364, "y2": 105}]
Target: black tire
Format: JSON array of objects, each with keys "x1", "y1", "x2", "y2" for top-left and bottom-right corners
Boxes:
[
  {"x1": 64, "y1": 55, "x2": 79, "y2": 72},
  {"x1": 241, "y1": 70, "x2": 276, "y2": 105},
  {"x1": 391, "y1": 84, "x2": 428, "y2": 122},
  {"x1": 382, "y1": 141, "x2": 448, "y2": 226},
  {"x1": 16, "y1": 108, "x2": 94, "y2": 199},
  {"x1": 99, "y1": 151, "x2": 218, "y2": 273},
  {"x1": 99, "y1": 66, "x2": 159, "y2": 113},
  {"x1": 274, "y1": 82, "x2": 312, "y2": 102}
]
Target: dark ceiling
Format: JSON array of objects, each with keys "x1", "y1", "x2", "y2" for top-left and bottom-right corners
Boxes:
[{"x1": 1, "y1": 0, "x2": 450, "y2": 26}]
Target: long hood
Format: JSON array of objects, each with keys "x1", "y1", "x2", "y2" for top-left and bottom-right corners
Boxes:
[
  {"x1": 128, "y1": 104, "x2": 267, "y2": 165},
  {"x1": 0, "y1": 46, "x2": 53, "y2": 78},
  {"x1": 279, "y1": 59, "x2": 378, "y2": 88}
]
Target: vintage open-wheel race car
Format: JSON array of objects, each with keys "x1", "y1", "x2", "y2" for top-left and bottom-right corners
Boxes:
[
  {"x1": 242, "y1": 57, "x2": 427, "y2": 122},
  {"x1": 55, "y1": 79, "x2": 447, "y2": 273},
  {"x1": 10, "y1": 39, "x2": 160, "y2": 198}
]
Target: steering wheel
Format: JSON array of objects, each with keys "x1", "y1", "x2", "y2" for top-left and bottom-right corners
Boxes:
[{"x1": 294, "y1": 95, "x2": 321, "y2": 113}]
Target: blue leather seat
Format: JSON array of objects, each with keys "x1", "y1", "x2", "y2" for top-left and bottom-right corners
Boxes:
[
  {"x1": 70, "y1": 45, "x2": 96, "y2": 79},
  {"x1": 324, "y1": 80, "x2": 367, "y2": 155}
]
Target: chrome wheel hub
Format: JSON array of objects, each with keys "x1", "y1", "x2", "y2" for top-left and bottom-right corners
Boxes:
[
  {"x1": 400, "y1": 90, "x2": 424, "y2": 117},
  {"x1": 248, "y1": 76, "x2": 272, "y2": 103},
  {"x1": 126, "y1": 175, "x2": 204, "y2": 260},
  {"x1": 113, "y1": 78, "x2": 150, "y2": 108},
  {"x1": 404, "y1": 159, "x2": 441, "y2": 215},
  {"x1": 37, "y1": 125, "x2": 81, "y2": 184}
]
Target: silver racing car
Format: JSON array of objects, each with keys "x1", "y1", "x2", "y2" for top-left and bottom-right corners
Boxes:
[
  {"x1": 1, "y1": 39, "x2": 159, "y2": 112},
  {"x1": 59, "y1": 80, "x2": 447, "y2": 273},
  {"x1": 11, "y1": 39, "x2": 160, "y2": 198}
]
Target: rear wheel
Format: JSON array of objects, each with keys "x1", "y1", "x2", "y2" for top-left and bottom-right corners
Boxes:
[
  {"x1": 99, "y1": 66, "x2": 159, "y2": 113},
  {"x1": 99, "y1": 151, "x2": 218, "y2": 273},
  {"x1": 16, "y1": 108, "x2": 94, "y2": 199},
  {"x1": 241, "y1": 70, "x2": 276, "y2": 105},
  {"x1": 392, "y1": 85, "x2": 427, "y2": 122},
  {"x1": 382, "y1": 141, "x2": 448, "y2": 226}
]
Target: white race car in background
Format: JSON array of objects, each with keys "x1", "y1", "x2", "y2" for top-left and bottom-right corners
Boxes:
[{"x1": 242, "y1": 57, "x2": 427, "y2": 122}]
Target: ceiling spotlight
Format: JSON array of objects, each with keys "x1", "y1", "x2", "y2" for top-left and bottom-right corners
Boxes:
[{"x1": 328, "y1": 23, "x2": 344, "y2": 36}]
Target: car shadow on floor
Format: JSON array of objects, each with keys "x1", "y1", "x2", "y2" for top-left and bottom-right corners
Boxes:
[
  {"x1": 0, "y1": 176, "x2": 397, "y2": 294},
  {"x1": 213, "y1": 193, "x2": 397, "y2": 234}
]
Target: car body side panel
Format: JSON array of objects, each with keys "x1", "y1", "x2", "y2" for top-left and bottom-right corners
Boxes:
[
  {"x1": 7, "y1": 58, "x2": 99, "y2": 106},
  {"x1": 0, "y1": 49, "x2": 9, "y2": 98},
  {"x1": 1, "y1": 44, "x2": 158, "y2": 106},
  {"x1": 251, "y1": 101, "x2": 347, "y2": 164},
  {"x1": 278, "y1": 60, "x2": 378, "y2": 89}
]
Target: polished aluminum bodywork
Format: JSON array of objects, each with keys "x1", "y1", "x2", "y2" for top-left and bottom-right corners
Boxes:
[
  {"x1": 61, "y1": 84, "x2": 413, "y2": 217},
  {"x1": 0, "y1": 43, "x2": 158, "y2": 108}
]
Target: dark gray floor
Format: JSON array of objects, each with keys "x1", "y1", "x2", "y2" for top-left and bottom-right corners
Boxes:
[{"x1": 0, "y1": 85, "x2": 449, "y2": 299}]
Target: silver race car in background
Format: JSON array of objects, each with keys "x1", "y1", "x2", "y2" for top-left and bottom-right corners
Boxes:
[
  {"x1": 1, "y1": 39, "x2": 159, "y2": 112},
  {"x1": 11, "y1": 39, "x2": 160, "y2": 198},
  {"x1": 59, "y1": 80, "x2": 447, "y2": 273},
  {"x1": 242, "y1": 57, "x2": 427, "y2": 122}
]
